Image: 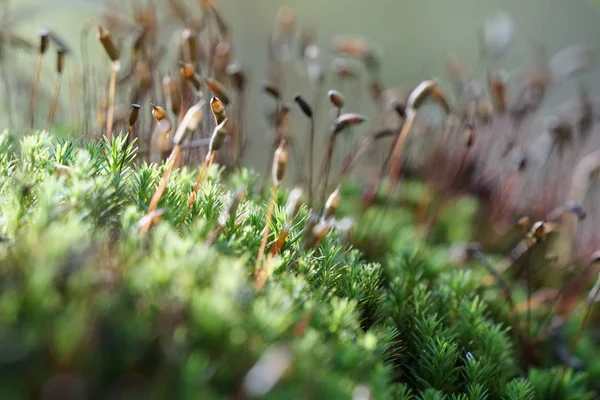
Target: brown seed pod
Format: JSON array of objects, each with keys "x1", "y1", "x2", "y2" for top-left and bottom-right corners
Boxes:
[
  {"x1": 261, "y1": 81, "x2": 281, "y2": 100},
  {"x1": 210, "y1": 96, "x2": 227, "y2": 124},
  {"x1": 97, "y1": 25, "x2": 120, "y2": 62},
  {"x1": 272, "y1": 140, "x2": 288, "y2": 184},
  {"x1": 391, "y1": 99, "x2": 406, "y2": 119},
  {"x1": 151, "y1": 104, "x2": 167, "y2": 121},
  {"x1": 407, "y1": 79, "x2": 449, "y2": 112},
  {"x1": 331, "y1": 34, "x2": 370, "y2": 58},
  {"x1": 312, "y1": 219, "x2": 330, "y2": 244},
  {"x1": 209, "y1": 118, "x2": 229, "y2": 153},
  {"x1": 205, "y1": 78, "x2": 231, "y2": 105},
  {"x1": 173, "y1": 100, "x2": 204, "y2": 145},
  {"x1": 327, "y1": 90, "x2": 345, "y2": 109},
  {"x1": 226, "y1": 63, "x2": 247, "y2": 91},
  {"x1": 285, "y1": 188, "x2": 304, "y2": 223},
  {"x1": 530, "y1": 221, "x2": 548, "y2": 240},
  {"x1": 293, "y1": 93, "x2": 313, "y2": 118},
  {"x1": 39, "y1": 28, "x2": 50, "y2": 54},
  {"x1": 179, "y1": 62, "x2": 202, "y2": 91},
  {"x1": 181, "y1": 28, "x2": 198, "y2": 66},
  {"x1": 517, "y1": 216, "x2": 531, "y2": 232},
  {"x1": 56, "y1": 48, "x2": 66, "y2": 74},
  {"x1": 129, "y1": 104, "x2": 141, "y2": 127},
  {"x1": 323, "y1": 185, "x2": 341, "y2": 220},
  {"x1": 331, "y1": 113, "x2": 367, "y2": 135}
]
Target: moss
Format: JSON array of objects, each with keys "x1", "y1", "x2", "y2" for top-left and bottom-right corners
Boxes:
[{"x1": 0, "y1": 132, "x2": 593, "y2": 399}]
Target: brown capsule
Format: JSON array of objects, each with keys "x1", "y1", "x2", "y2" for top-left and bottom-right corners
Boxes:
[
  {"x1": 312, "y1": 219, "x2": 330, "y2": 243},
  {"x1": 173, "y1": 100, "x2": 204, "y2": 145},
  {"x1": 517, "y1": 216, "x2": 531, "y2": 232},
  {"x1": 261, "y1": 81, "x2": 281, "y2": 100},
  {"x1": 323, "y1": 185, "x2": 341, "y2": 220},
  {"x1": 226, "y1": 63, "x2": 247, "y2": 91},
  {"x1": 129, "y1": 104, "x2": 141, "y2": 127},
  {"x1": 331, "y1": 113, "x2": 367, "y2": 135},
  {"x1": 179, "y1": 62, "x2": 202, "y2": 91},
  {"x1": 209, "y1": 117, "x2": 229, "y2": 153},
  {"x1": 181, "y1": 28, "x2": 198, "y2": 66},
  {"x1": 293, "y1": 93, "x2": 313, "y2": 118},
  {"x1": 407, "y1": 80, "x2": 449, "y2": 112},
  {"x1": 331, "y1": 35, "x2": 370, "y2": 58},
  {"x1": 391, "y1": 99, "x2": 406, "y2": 119},
  {"x1": 97, "y1": 25, "x2": 120, "y2": 62},
  {"x1": 205, "y1": 78, "x2": 231, "y2": 105},
  {"x1": 39, "y1": 28, "x2": 50, "y2": 54},
  {"x1": 210, "y1": 96, "x2": 227, "y2": 125},
  {"x1": 151, "y1": 104, "x2": 167, "y2": 121},
  {"x1": 272, "y1": 140, "x2": 288, "y2": 184},
  {"x1": 56, "y1": 48, "x2": 66, "y2": 74},
  {"x1": 327, "y1": 90, "x2": 345, "y2": 109},
  {"x1": 285, "y1": 188, "x2": 304, "y2": 223},
  {"x1": 531, "y1": 221, "x2": 547, "y2": 240}
]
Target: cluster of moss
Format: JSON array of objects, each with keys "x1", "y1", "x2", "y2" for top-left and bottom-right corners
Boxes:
[{"x1": 0, "y1": 131, "x2": 593, "y2": 399}]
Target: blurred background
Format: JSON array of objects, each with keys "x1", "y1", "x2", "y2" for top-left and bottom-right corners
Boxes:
[
  {"x1": 6, "y1": 0, "x2": 600, "y2": 167},
  {"x1": 4, "y1": 0, "x2": 600, "y2": 253}
]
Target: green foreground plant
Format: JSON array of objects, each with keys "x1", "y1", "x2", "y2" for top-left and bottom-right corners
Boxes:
[{"x1": 0, "y1": 131, "x2": 594, "y2": 399}]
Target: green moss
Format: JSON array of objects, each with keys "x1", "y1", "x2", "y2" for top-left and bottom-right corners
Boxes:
[{"x1": 0, "y1": 132, "x2": 593, "y2": 399}]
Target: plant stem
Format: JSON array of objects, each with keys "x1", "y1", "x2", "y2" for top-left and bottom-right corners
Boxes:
[
  {"x1": 254, "y1": 183, "x2": 278, "y2": 278},
  {"x1": 105, "y1": 62, "x2": 119, "y2": 140},
  {"x1": 29, "y1": 53, "x2": 43, "y2": 129},
  {"x1": 141, "y1": 145, "x2": 182, "y2": 232},
  {"x1": 46, "y1": 74, "x2": 63, "y2": 132},
  {"x1": 385, "y1": 110, "x2": 415, "y2": 195},
  {"x1": 188, "y1": 150, "x2": 216, "y2": 207}
]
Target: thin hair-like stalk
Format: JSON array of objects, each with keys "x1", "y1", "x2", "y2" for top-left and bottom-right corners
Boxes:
[
  {"x1": 188, "y1": 97, "x2": 228, "y2": 207},
  {"x1": 29, "y1": 29, "x2": 49, "y2": 129},
  {"x1": 140, "y1": 100, "x2": 204, "y2": 232},
  {"x1": 46, "y1": 48, "x2": 66, "y2": 131},
  {"x1": 105, "y1": 62, "x2": 120, "y2": 140},
  {"x1": 255, "y1": 140, "x2": 288, "y2": 280}
]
